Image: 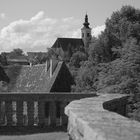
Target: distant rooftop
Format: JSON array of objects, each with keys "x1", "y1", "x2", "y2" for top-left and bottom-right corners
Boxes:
[
  {"x1": 2, "y1": 60, "x2": 62, "y2": 92},
  {"x1": 52, "y1": 38, "x2": 84, "y2": 51}
]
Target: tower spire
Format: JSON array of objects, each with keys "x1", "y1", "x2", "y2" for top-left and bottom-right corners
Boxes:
[
  {"x1": 81, "y1": 13, "x2": 92, "y2": 48},
  {"x1": 83, "y1": 14, "x2": 90, "y2": 28}
]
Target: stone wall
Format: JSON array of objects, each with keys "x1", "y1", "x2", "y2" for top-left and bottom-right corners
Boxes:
[{"x1": 65, "y1": 94, "x2": 140, "y2": 140}]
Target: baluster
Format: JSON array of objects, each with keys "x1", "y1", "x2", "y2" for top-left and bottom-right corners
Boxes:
[
  {"x1": 0, "y1": 101, "x2": 3, "y2": 125},
  {"x1": 0, "y1": 101, "x2": 2, "y2": 124},
  {"x1": 27, "y1": 101, "x2": 34, "y2": 126},
  {"x1": 12, "y1": 101, "x2": 16, "y2": 126},
  {"x1": 60, "y1": 101, "x2": 68, "y2": 126},
  {"x1": 5, "y1": 101, "x2": 13, "y2": 126},
  {"x1": 38, "y1": 101, "x2": 45, "y2": 126},
  {"x1": 0, "y1": 101, "x2": 6, "y2": 125},
  {"x1": 56, "y1": 101, "x2": 61, "y2": 126},
  {"x1": 50, "y1": 101, "x2": 56, "y2": 126},
  {"x1": 45, "y1": 102, "x2": 50, "y2": 126},
  {"x1": 34, "y1": 101, "x2": 38, "y2": 125},
  {"x1": 16, "y1": 101, "x2": 24, "y2": 126}
]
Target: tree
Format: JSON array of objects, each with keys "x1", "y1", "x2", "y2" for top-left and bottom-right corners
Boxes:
[
  {"x1": 27, "y1": 52, "x2": 48, "y2": 65},
  {"x1": 73, "y1": 5, "x2": 140, "y2": 93},
  {"x1": 88, "y1": 33, "x2": 112, "y2": 63},
  {"x1": 0, "y1": 53, "x2": 8, "y2": 66},
  {"x1": 8, "y1": 48, "x2": 26, "y2": 59},
  {"x1": 88, "y1": 5, "x2": 140, "y2": 64},
  {"x1": 70, "y1": 51, "x2": 87, "y2": 68},
  {"x1": 104, "y1": 5, "x2": 140, "y2": 59},
  {"x1": 72, "y1": 61, "x2": 99, "y2": 92}
]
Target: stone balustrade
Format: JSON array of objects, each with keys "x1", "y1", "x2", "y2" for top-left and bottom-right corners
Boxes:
[
  {"x1": 0, "y1": 92, "x2": 95, "y2": 127},
  {"x1": 65, "y1": 94, "x2": 140, "y2": 140}
]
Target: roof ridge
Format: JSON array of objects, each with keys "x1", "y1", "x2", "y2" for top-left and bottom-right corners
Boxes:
[
  {"x1": 58, "y1": 37, "x2": 82, "y2": 40},
  {"x1": 31, "y1": 64, "x2": 46, "y2": 67},
  {"x1": 17, "y1": 63, "x2": 46, "y2": 68},
  {"x1": 47, "y1": 61, "x2": 63, "y2": 92}
]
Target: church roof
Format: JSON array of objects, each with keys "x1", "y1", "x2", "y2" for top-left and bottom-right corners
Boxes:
[
  {"x1": 0, "y1": 60, "x2": 65, "y2": 92},
  {"x1": 52, "y1": 38, "x2": 84, "y2": 51}
]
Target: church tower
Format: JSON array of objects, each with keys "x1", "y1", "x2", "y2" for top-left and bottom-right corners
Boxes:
[{"x1": 81, "y1": 14, "x2": 92, "y2": 48}]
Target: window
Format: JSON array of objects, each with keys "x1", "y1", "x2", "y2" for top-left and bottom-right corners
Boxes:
[
  {"x1": 87, "y1": 33, "x2": 90, "y2": 37},
  {"x1": 82, "y1": 33, "x2": 84, "y2": 37}
]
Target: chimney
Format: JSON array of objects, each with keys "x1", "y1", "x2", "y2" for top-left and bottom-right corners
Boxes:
[{"x1": 50, "y1": 59, "x2": 53, "y2": 78}]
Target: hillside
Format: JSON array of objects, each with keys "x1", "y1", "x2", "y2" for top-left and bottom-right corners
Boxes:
[{"x1": 70, "y1": 5, "x2": 140, "y2": 121}]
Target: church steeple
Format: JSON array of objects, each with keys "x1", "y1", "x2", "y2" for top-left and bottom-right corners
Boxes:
[
  {"x1": 81, "y1": 14, "x2": 92, "y2": 48},
  {"x1": 83, "y1": 14, "x2": 90, "y2": 28}
]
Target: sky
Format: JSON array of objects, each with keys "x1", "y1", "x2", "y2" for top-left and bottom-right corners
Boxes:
[{"x1": 0, "y1": 0, "x2": 140, "y2": 52}]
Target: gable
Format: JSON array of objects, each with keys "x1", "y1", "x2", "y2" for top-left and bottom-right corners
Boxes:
[{"x1": 50, "y1": 62, "x2": 74, "y2": 92}]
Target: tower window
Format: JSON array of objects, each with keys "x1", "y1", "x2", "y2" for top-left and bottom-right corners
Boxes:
[
  {"x1": 87, "y1": 33, "x2": 90, "y2": 37},
  {"x1": 82, "y1": 33, "x2": 84, "y2": 37}
]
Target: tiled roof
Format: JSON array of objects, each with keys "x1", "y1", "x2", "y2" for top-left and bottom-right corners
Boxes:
[
  {"x1": 52, "y1": 38, "x2": 84, "y2": 51},
  {"x1": 2, "y1": 60, "x2": 62, "y2": 92}
]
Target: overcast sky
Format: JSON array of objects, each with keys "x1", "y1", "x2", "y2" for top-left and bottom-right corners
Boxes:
[{"x1": 0, "y1": 0, "x2": 140, "y2": 52}]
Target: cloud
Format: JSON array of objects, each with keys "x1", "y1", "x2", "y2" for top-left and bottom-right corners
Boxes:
[
  {"x1": 0, "y1": 11, "x2": 105, "y2": 53},
  {"x1": 0, "y1": 11, "x2": 81, "y2": 52},
  {"x1": 92, "y1": 25, "x2": 105, "y2": 37},
  {"x1": 0, "y1": 13, "x2": 6, "y2": 19},
  {"x1": 30, "y1": 11, "x2": 44, "y2": 21}
]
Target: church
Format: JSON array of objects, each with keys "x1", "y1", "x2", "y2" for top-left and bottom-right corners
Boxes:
[{"x1": 51, "y1": 14, "x2": 92, "y2": 61}]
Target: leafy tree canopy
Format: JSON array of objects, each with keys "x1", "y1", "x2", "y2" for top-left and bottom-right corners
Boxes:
[
  {"x1": 73, "y1": 5, "x2": 140, "y2": 95},
  {"x1": 8, "y1": 48, "x2": 26, "y2": 59},
  {"x1": 0, "y1": 53, "x2": 8, "y2": 66}
]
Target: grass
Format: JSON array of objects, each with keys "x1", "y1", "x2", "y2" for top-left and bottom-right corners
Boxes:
[
  {"x1": 0, "y1": 126, "x2": 68, "y2": 140},
  {"x1": 0, "y1": 132, "x2": 68, "y2": 140}
]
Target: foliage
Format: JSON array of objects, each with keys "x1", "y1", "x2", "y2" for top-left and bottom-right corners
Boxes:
[
  {"x1": 105, "y1": 5, "x2": 140, "y2": 59},
  {"x1": 27, "y1": 52, "x2": 48, "y2": 65},
  {"x1": 73, "y1": 5, "x2": 140, "y2": 94},
  {"x1": 0, "y1": 53, "x2": 8, "y2": 66},
  {"x1": 8, "y1": 48, "x2": 25, "y2": 59},
  {"x1": 88, "y1": 33, "x2": 112, "y2": 63},
  {"x1": 70, "y1": 5, "x2": 140, "y2": 121},
  {"x1": 69, "y1": 51, "x2": 87, "y2": 68},
  {"x1": 72, "y1": 61, "x2": 98, "y2": 92},
  {"x1": 68, "y1": 6, "x2": 140, "y2": 121}
]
